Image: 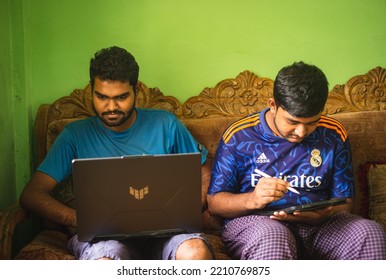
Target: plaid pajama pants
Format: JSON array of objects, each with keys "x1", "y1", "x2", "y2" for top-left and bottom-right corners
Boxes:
[{"x1": 222, "y1": 212, "x2": 386, "y2": 260}]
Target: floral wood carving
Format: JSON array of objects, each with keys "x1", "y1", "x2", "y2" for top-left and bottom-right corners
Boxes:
[
  {"x1": 136, "y1": 82, "x2": 182, "y2": 117},
  {"x1": 48, "y1": 67, "x2": 386, "y2": 122},
  {"x1": 324, "y1": 66, "x2": 386, "y2": 114},
  {"x1": 51, "y1": 85, "x2": 94, "y2": 119},
  {"x1": 182, "y1": 70, "x2": 273, "y2": 119}
]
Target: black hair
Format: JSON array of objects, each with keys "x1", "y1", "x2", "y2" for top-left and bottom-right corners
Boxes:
[
  {"x1": 273, "y1": 61, "x2": 329, "y2": 117},
  {"x1": 89, "y1": 46, "x2": 139, "y2": 92}
]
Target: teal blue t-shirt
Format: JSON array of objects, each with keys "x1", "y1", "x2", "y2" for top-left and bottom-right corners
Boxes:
[{"x1": 38, "y1": 108, "x2": 207, "y2": 183}]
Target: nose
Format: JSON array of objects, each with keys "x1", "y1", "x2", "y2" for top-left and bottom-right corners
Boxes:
[
  {"x1": 106, "y1": 98, "x2": 118, "y2": 111},
  {"x1": 295, "y1": 124, "x2": 307, "y2": 138}
]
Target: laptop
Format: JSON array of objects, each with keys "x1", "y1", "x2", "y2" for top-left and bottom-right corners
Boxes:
[{"x1": 72, "y1": 152, "x2": 202, "y2": 242}]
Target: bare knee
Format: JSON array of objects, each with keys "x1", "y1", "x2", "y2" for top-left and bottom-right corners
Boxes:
[{"x1": 176, "y1": 238, "x2": 212, "y2": 260}]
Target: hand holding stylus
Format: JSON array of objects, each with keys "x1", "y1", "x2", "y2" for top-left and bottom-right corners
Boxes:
[{"x1": 254, "y1": 168, "x2": 300, "y2": 194}]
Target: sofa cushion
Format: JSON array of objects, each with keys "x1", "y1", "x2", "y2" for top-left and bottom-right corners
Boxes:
[
  {"x1": 368, "y1": 163, "x2": 386, "y2": 229},
  {"x1": 14, "y1": 230, "x2": 74, "y2": 260},
  {"x1": 181, "y1": 117, "x2": 241, "y2": 159},
  {"x1": 330, "y1": 111, "x2": 386, "y2": 215},
  {"x1": 358, "y1": 163, "x2": 386, "y2": 229},
  {"x1": 182, "y1": 117, "x2": 241, "y2": 230},
  {"x1": 203, "y1": 233, "x2": 231, "y2": 260}
]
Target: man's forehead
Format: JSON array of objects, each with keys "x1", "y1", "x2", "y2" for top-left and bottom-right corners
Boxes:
[
  {"x1": 278, "y1": 106, "x2": 321, "y2": 123},
  {"x1": 93, "y1": 82, "x2": 134, "y2": 99}
]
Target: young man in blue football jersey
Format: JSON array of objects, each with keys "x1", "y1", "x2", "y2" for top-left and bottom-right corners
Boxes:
[
  {"x1": 207, "y1": 62, "x2": 386, "y2": 259},
  {"x1": 20, "y1": 46, "x2": 213, "y2": 260}
]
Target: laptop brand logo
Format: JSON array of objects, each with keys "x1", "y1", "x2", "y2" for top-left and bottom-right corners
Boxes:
[{"x1": 129, "y1": 186, "x2": 149, "y2": 200}]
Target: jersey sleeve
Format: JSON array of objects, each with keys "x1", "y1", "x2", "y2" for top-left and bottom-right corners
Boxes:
[
  {"x1": 330, "y1": 136, "x2": 354, "y2": 198},
  {"x1": 207, "y1": 138, "x2": 239, "y2": 195}
]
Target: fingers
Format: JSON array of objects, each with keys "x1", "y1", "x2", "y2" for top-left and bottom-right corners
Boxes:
[
  {"x1": 270, "y1": 207, "x2": 332, "y2": 224},
  {"x1": 255, "y1": 177, "x2": 289, "y2": 195},
  {"x1": 270, "y1": 211, "x2": 301, "y2": 221},
  {"x1": 250, "y1": 177, "x2": 290, "y2": 209}
]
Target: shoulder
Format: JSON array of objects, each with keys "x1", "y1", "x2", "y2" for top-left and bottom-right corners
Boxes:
[
  {"x1": 137, "y1": 107, "x2": 175, "y2": 116},
  {"x1": 137, "y1": 108, "x2": 180, "y2": 122},
  {"x1": 317, "y1": 115, "x2": 348, "y2": 142},
  {"x1": 64, "y1": 116, "x2": 97, "y2": 130},
  {"x1": 222, "y1": 112, "x2": 261, "y2": 144}
]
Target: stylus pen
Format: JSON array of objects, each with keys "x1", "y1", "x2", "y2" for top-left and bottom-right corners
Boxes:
[{"x1": 254, "y1": 168, "x2": 300, "y2": 194}]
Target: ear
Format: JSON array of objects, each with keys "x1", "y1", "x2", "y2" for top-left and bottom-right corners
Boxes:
[
  {"x1": 268, "y1": 98, "x2": 277, "y2": 113},
  {"x1": 135, "y1": 82, "x2": 141, "y2": 95}
]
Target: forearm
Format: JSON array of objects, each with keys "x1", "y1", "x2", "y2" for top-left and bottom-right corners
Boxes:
[
  {"x1": 19, "y1": 172, "x2": 77, "y2": 228},
  {"x1": 207, "y1": 192, "x2": 256, "y2": 218},
  {"x1": 20, "y1": 188, "x2": 77, "y2": 227}
]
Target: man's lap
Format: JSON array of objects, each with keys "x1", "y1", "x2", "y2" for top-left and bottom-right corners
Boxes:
[
  {"x1": 222, "y1": 212, "x2": 386, "y2": 259},
  {"x1": 68, "y1": 233, "x2": 212, "y2": 260}
]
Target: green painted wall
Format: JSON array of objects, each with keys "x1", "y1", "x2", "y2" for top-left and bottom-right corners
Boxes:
[
  {"x1": 1, "y1": 0, "x2": 386, "y2": 209},
  {"x1": 28, "y1": 0, "x2": 386, "y2": 112},
  {"x1": 0, "y1": 0, "x2": 16, "y2": 210},
  {"x1": 0, "y1": 0, "x2": 31, "y2": 210}
]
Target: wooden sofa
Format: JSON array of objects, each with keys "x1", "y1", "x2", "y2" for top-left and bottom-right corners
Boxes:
[{"x1": 1, "y1": 66, "x2": 385, "y2": 260}]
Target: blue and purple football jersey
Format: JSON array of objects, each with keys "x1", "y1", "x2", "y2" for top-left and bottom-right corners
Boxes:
[{"x1": 208, "y1": 108, "x2": 354, "y2": 213}]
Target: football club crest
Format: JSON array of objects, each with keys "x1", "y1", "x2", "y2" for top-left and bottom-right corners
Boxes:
[{"x1": 310, "y1": 149, "x2": 322, "y2": 167}]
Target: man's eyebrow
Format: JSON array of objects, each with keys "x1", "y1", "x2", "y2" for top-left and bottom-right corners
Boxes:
[
  {"x1": 94, "y1": 91, "x2": 131, "y2": 97},
  {"x1": 287, "y1": 116, "x2": 321, "y2": 124}
]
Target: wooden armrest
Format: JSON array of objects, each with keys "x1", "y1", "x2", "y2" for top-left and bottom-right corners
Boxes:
[{"x1": 0, "y1": 204, "x2": 29, "y2": 259}]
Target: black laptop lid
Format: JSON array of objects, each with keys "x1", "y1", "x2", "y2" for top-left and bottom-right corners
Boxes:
[{"x1": 72, "y1": 153, "x2": 202, "y2": 242}]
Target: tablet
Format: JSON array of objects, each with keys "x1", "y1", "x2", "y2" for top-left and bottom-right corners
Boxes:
[{"x1": 258, "y1": 198, "x2": 347, "y2": 216}]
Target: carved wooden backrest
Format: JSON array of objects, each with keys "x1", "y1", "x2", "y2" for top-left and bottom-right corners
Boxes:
[
  {"x1": 181, "y1": 66, "x2": 386, "y2": 119},
  {"x1": 181, "y1": 70, "x2": 273, "y2": 119},
  {"x1": 325, "y1": 66, "x2": 386, "y2": 114},
  {"x1": 36, "y1": 66, "x2": 386, "y2": 166}
]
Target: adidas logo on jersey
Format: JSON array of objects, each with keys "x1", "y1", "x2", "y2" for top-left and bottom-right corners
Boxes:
[{"x1": 256, "y1": 153, "x2": 270, "y2": 163}]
